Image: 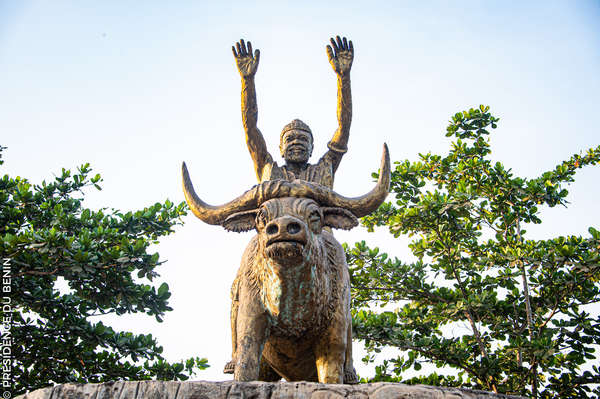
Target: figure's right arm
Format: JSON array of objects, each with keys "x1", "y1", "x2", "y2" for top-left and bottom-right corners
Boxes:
[{"x1": 233, "y1": 39, "x2": 272, "y2": 181}]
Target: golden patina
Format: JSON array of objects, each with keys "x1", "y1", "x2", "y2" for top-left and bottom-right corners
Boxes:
[
  {"x1": 233, "y1": 36, "x2": 353, "y2": 188},
  {"x1": 182, "y1": 36, "x2": 390, "y2": 384}
]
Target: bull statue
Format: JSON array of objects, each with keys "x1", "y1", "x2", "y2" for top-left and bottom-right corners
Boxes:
[{"x1": 182, "y1": 144, "x2": 390, "y2": 384}]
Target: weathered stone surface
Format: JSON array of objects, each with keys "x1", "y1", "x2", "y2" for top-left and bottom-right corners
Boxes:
[{"x1": 18, "y1": 381, "x2": 524, "y2": 399}]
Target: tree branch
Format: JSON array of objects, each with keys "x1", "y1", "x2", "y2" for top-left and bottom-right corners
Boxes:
[
  {"x1": 515, "y1": 217, "x2": 538, "y2": 399},
  {"x1": 358, "y1": 332, "x2": 482, "y2": 380},
  {"x1": 434, "y1": 222, "x2": 498, "y2": 393}
]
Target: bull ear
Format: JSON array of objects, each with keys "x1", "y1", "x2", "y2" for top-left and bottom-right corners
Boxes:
[
  {"x1": 322, "y1": 207, "x2": 358, "y2": 230},
  {"x1": 223, "y1": 209, "x2": 258, "y2": 232}
]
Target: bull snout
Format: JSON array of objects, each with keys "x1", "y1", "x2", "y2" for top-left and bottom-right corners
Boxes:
[{"x1": 265, "y1": 216, "x2": 308, "y2": 246}]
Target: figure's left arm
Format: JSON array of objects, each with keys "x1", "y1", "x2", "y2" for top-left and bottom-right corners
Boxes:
[{"x1": 326, "y1": 36, "x2": 354, "y2": 172}]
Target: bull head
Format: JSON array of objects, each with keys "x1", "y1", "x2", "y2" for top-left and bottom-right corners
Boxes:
[
  {"x1": 181, "y1": 143, "x2": 390, "y2": 226},
  {"x1": 222, "y1": 197, "x2": 358, "y2": 264}
]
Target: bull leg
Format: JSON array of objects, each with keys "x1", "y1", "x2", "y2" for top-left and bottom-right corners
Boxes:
[
  {"x1": 344, "y1": 322, "x2": 358, "y2": 384},
  {"x1": 233, "y1": 295, "x2": 269, "y2": 381},
  {"x1": 224, "y1": 276, "x2": 241, "y2": 374},
  {"x1": 223, "y1": 299, "x2": 238, "y2": 374},
  {"x1": 315, "y1": 319, "x2": 347, "y2": 384}
]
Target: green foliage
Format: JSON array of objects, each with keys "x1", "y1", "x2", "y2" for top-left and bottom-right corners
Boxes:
[
  {"x1": 0, "y1": 147, "x2": 208, "y2": 395},
  {"x1": 348, "y1": 107, "x2": 600, "y2": 398}
]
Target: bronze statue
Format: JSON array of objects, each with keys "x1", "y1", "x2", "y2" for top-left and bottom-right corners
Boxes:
[
  {"x1": 182, "y1": 144, "x2": 390, "y2": 383},
  {"x1": 182, "y1": 36, "x2": 388, "y2": 384},
  {"x1": 228, "y1": 36, "x2": 357, "y2": 381},
  {"x1": 232, "y1": 36, "x2": 354, "y2": 188}
]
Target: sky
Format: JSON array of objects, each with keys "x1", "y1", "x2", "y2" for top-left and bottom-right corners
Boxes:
[{"x1": 1, "y1": 1, "x2": 599, "y2": 381}]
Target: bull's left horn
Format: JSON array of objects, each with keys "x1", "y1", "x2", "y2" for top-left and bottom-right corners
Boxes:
[{"x1": 182, "y1": 162, "x2": 262, "y2": 225}]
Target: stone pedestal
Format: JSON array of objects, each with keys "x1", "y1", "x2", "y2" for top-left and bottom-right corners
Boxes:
[{"x1": 18, "y1": 381, "x2": 524, "y2": 399}]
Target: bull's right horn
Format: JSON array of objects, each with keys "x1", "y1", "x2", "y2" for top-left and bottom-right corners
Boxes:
[
  {"x1": 286, "y1": 143, "x2": 390, "y2": 217},
  {"x1": 342, "y1": 142, "x2": 390, "y2": 217}
]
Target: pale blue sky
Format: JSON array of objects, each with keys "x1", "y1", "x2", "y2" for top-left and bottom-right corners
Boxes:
[{"x1": 2, "y1": 1, "x2": 599, "y2": 380}]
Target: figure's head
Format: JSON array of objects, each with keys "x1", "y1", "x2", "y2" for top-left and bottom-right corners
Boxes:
[{"x1": 279, "y1": 119, "x2": 313, "y2": 164}]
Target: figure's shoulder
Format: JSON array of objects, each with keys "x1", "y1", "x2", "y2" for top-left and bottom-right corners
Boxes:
[
  {"x1": 305, "y1": 158, "x2": 334, "y2": 188},
  {"x1": 318, "y1": 148, "x2": 344, "y2": 167},
  {"x1": 259, "y1": 160, "x2": 281, "y2": 182}
]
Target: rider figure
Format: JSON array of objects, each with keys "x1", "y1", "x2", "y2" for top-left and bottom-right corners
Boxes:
[{"x1": 232, "y1": 36, "x2": 354, "y2": 189}]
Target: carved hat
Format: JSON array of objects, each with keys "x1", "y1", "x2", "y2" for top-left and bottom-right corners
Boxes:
[{"x1": 280, "y1": 119, "x2": 313, "y2": 143}]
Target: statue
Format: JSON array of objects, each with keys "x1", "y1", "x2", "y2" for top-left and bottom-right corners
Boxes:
[
  {"x1": 182, "y1": 36, "x2": 388, "y2": 384},
  {"x1": 182, "y1": 145, "x2": 390, "y2": 383},
  {"x1": 228, "y1": 36, "x2": 358, "y2": 381},
  {"x1": 232, "y1": 36, "x2": 354, "y2": 188}
]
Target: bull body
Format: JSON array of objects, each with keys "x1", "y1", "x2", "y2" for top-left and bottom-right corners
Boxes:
[
  {"x1": 181, "y1": 144, "x2": 390, "y2": 384},
  {"x1": 226, "y1": 197, "x2": 355, "y2": 383}
]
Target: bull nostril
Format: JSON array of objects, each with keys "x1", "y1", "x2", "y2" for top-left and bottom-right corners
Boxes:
[
  {"x1": 266, "y1": 224, "x2": 278, "y2": 235},
  {"x1": 287, "y1": 222, "x2": 301, "y2": 234}
]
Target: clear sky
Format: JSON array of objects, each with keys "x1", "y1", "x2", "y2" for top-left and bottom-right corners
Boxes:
[{"x1": 1, "y1": 1, "x2": 599, "y2": 381}]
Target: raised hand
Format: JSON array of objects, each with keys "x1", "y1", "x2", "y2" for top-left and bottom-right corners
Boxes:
[
  {"x1": 232, "y1": 39, "x2": 260, "y2": 78},
  {"x1": 326, "y1": 36, "x2": 353, "y2": 77}
]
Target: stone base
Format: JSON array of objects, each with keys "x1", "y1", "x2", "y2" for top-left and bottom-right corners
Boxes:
[{"x1": 18, "y1": 381, "x2": 524, "y2": 399}]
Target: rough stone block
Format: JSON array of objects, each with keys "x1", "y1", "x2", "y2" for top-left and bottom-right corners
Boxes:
[{"x1": 17, "y1": 381, "x2": 525, "y2": 399}]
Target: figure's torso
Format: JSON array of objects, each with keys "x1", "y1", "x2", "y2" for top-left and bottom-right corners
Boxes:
[{"x1": 260, "y1": 158, "x2": 335, "y2": 189}]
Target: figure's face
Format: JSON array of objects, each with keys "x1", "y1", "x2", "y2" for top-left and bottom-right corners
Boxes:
[{"x1": 280, "y1": 130, "x2": 313, "y2": 164}]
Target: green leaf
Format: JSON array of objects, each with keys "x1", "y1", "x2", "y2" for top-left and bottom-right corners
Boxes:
[{"x1": 158, "y1": 282, "x2": 169, "y2": 297}]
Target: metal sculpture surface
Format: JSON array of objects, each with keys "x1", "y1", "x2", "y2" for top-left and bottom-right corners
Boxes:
[
  {"x1": 232, "y1": 36, "x2": 354, "y2": 188},
  {"x1": 182, "y1": 145, "x2": 390, "y2": 383},
  {"x1": 182, "y1": 36, "x2": 389, "y2": 384}
]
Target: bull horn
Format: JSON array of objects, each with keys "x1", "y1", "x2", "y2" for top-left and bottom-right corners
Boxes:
[
  {"x1": 286, "y1": 143, "x2": 390, "y2": 217},
  {"x1": 183, "y1": 163, "x2": 315, "y2": 225},
  {"x1": 182, "y1": 162, "x2": 261, "y2": 225},
  {"x1": 337, "y1": 142, "x2": 390, "y2": 217},
  {"x1": 182, "y1": 143, "x2": 390, "y2": 224}
]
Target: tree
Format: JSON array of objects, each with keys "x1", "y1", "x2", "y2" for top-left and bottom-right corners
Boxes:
[
  {"x1": 0, "y1": 147, "x2": 208, "y2": 395},
  {"x1": 347, "y1": 106, "x2": 600, "y2": 398}
]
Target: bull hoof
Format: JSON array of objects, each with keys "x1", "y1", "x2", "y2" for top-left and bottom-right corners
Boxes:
[
  {"x1": 223, "y1": 360, "x2": 235, "y2": 374},
  {"x1": 344, "y1": 367, "x2": 358, "y2": 384}
]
